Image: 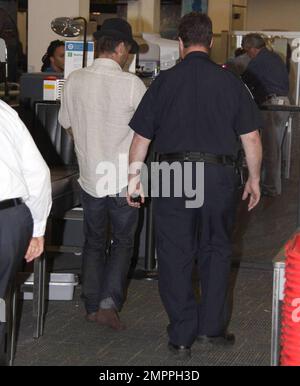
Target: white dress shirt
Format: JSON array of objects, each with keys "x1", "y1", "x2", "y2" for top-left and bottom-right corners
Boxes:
[
  {"x1": 59, "y1": 58, "x2": 146, "y2": 198},
  {"x1": 0, "y1": 100, "x2": 52, "y2": 237}
]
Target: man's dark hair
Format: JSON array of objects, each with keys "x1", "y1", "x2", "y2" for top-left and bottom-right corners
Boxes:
[
  {"x1": 242, "y1": 34, "x2": 266, "y2": 50},
  {"x1": 41, "y1": 40, "x2": 65, "y2": 72},
  {"x1": 96, "y1": 36, "x2": 131, "y2": 55},
  {"x1": 178, "y1": 12, "x2": 213, "y2": 49}
]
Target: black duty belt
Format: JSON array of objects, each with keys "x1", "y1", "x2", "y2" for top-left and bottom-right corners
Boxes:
[
  {"x1": 0, "y1": 198, "x2": 23, "y2": 211},
  {"x1": 159, "y1": 152, "x2": 237, "y2": 167}
]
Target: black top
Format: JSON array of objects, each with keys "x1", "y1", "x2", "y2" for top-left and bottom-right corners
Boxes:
[
  {"x1": 130, "y1": 52, "x2": 262, "y2": 157},
  {"x1": 242, "y1": 48, "x2": 289, "y2": 104}
]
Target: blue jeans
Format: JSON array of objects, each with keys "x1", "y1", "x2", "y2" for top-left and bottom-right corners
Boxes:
[{"x1": 80, "y1": 189, "x2": 139, "y2": 314}]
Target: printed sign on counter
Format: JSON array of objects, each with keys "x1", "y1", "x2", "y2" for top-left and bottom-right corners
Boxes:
[{"x1": 64, "y1": 41, "x2": 95, "y2": 79}]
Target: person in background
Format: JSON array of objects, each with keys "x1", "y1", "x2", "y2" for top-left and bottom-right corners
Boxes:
[
  {"x1": 242, "y1": 33, "x2": 290, "y2": 197},
  {"x1": 0, "y1": 100, "x2": 52, "y2": 364},
  {"x1": 41, "y1": 40, "x2": 65, "y2": 73},
  {"x1": 59, "y1": 18, "x2": 146, "y2": 331},
  {"x1": 0, "y1": 7, "x2": 19, "y2": 82},
  {"x1": 224, "y1": 48, "x2": 251, "y2": 77},
  {"x1": 233, "y1": 47, "x2": 251, "y2": 75}
]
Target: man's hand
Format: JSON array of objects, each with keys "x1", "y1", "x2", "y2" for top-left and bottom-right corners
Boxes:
[
  {"x1": 25, "y1": 237, "x2": 45, "y2": 263},
  {"x1": 240, "y1": 130, "x2": 262, "y2": 211},
  {"x1": 127, "y1": 177, "x2": 145, "y2": 208},
  {"x1": 242, "y1": 177, "x2": 261, "y2": 211},
  {"x1": 127, "y1": 133, "x2": 151, "y2": 208}
]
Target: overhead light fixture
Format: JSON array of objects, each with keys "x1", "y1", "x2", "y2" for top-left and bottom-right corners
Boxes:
[{"x1": 51, "y1": 17, "x2": 88, "y2": 68}]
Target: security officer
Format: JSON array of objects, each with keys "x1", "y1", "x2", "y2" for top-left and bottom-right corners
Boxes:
[
  {"x1": 127, "y1": 12, "x2": 262, "y2": 359},
  {"x1": 242, "y1": 33, "x2": 290, "y2": 196}
]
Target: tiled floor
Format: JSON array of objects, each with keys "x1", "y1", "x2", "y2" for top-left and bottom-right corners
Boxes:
[{"x1": 14, "y1": 267, "x2": 273, "y2": 367}]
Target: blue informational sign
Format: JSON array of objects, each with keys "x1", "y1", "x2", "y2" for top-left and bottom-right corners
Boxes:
[
  {"x1": 181, "y1": 0, "x2": 208, "y2": 16},
  {"x1": 65, "y1": 42, "x2": 94, "y2": 53}
]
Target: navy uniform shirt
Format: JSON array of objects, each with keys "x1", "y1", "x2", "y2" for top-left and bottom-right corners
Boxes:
[
  {"x1": 242, "y1": 48, "x2": 289, "y2": 104},
  {"x1": 129, "y1": 52, "x2": 262, "y2": 157}
]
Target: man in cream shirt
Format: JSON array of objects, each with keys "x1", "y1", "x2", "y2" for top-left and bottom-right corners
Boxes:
[
  {"x1": 59, "y1": 18, "x2": 146, "y2": 330},
  {"x1": 0, "y1": 100, "x2": 52, "y2": 362}
]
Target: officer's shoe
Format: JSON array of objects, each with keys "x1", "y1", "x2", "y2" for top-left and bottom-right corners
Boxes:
[
  {"x1": 168, "y1": 342, "x2": 191, "y2": 360},
  {"x1": 197, "y1": 333, "x2": 235, "y2": 347}
]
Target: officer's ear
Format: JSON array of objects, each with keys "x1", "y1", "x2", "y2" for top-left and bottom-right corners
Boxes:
[
  {"x1": 210, "y1": 38, "x2": 214, "y2": 49},
  {"x1": 115, "y1": 42, "x2": 125, "y2": 56},
  {"x1": 178, "y1": 38, "x2": 185, "y2": 59}
]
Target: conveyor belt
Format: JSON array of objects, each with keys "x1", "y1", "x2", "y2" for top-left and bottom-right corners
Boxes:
[{"x1": 50, "y1": 166, "x2": 80, "y2": 218}]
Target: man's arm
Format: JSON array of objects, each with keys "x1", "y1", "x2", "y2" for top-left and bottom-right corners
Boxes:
[
  {"x1": 127, "y1": 133, "x2": 151, "y2": 208},
  {"x1": 127, "y1": 76, "x2": 161, "y2": 208},
  {"x1": 241, "y1": 130, "x2": 263, "y2": 211},
  {"x1": 58, "y1": 79, "x2": 71, "y2": 130}
]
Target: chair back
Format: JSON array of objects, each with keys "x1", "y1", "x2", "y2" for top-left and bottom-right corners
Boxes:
[{"x1": 34, "y1": 101, "x2": 77, "y2": 167}]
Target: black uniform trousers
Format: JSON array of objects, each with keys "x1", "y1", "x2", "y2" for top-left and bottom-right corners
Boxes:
[
  {"x1": 154, "y1": 163, "x2": 239, "y2": 347},
  {"x1": 0, "y1": 204, "x2": 33, "y2": 360}
]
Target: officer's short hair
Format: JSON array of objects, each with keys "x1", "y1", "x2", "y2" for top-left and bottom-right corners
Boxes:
[
  {"x1": 242, "y1": 34, "x2": 266, "y2": 50},
  {"x1": 178, "y1": 12, "x2": 213, "y2": 49}
]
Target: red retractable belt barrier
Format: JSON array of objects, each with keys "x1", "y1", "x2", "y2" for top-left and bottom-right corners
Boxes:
[{"x1": 281, "y1": 234, "x2": 300, "y2": 366}]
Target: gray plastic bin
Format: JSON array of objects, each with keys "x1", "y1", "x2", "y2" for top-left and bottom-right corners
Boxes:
[{"x1": 23, "y1": 273, "x2": 78, "y2": 301}]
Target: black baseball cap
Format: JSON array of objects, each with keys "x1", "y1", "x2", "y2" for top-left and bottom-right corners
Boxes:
[{"x1": 93, "y1": 18, "x2": 139, "y2": 54}]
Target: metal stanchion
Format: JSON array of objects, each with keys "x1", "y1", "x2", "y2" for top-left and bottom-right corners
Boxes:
[
  {"x1": 138, "y1": 146, "x2": 159, "y2": 280},
  {"x1": 0, "y1": 38, "x2": 9, "y2": 103},
  {"x1": 143, "y1": 151, "x2": 159, "y2": 279},
  {"x1": 296, "y1": 107, "x2": 300, "y2": 228},
  {"x1": 144, "y1": 198, "x2": 156, "y2": 273},
  {"x1": 133, "y1": 148, "x2": 158, "y2": 280},
  {"x1": 298, "y1": 167, "x2": 300, "y2": 228}
]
